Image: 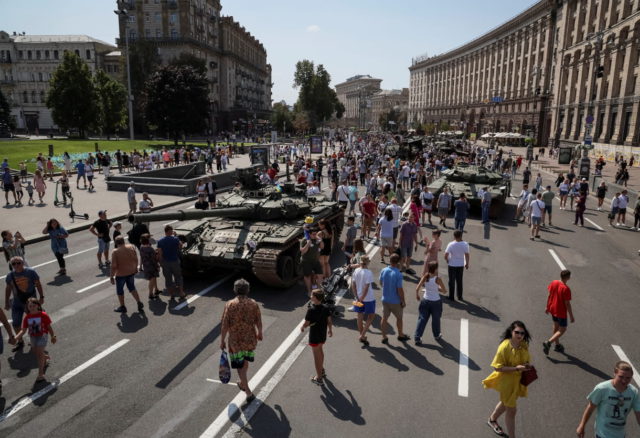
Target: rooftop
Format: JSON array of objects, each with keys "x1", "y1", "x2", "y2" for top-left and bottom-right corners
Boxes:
[{"x1": 13, "y1": 34, "x2": 115, "y2": 47}]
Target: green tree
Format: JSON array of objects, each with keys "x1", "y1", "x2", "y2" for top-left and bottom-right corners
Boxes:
[
  {"x1": 293, "y1": 60, "x2": 343, "y2": 130},
  {"x1": 94, "y1": 69, "x2": 128, "y2": 138},
  {"x1": 0, "y1": 88, "x2": 15, "y2": 130},
  {"x1": 292, "y1": 110, "x2": 311, "y2": 134},
  {"x1": 169, "y1": 53, "x2": 207, "y2": 76},
  {"x1": 271, "y1": 102, "x2": 293, "y2": 134},
  {"x1": 143, "y1": 64, "x2": 209, "y2": 144},
  {"x1": 46, "y1": 51, "x2": 98, "y2": 137}
]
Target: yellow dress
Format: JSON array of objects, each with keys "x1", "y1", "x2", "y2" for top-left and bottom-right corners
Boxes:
[{"x1": 482, "y1": 339, "x2": 531, "y2": 408}]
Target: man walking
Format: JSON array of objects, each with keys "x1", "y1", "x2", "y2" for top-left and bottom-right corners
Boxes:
[
  {"x1": 351, "y1": 255, "x2": 375, "y2": 346},
  {"x1": 4, "y1": 256, "x2": 43, "y2": 350},
  {"x1": 436, "y1": 187, "x2": 452, "y2": 228},
  {"x1": 379, "y1": 254, "x2": 410, "y2": 344},
  {"x1": 543, "y1": 269, "x2": 574, "y2": 355},
  {"x1": 157, "y1": 225, "x2": 186, "y2": 301},
  {"x1": 529, "y1": 192, "x2": 545, "y2": 240},
  {"x1": 127, "y1": 182, "x2": 137, "y2": 215},
  {"x1": 444, "y1": 230, "x2": 469, "y2": 301},
  {"x1": 541, "y1": 185, "x2": 555, "y2": 226},
  {"x1": 576, "y1": 361, "x2": 640, "y2": 438},
  {"x1": 109, "y1": 236, "x2": 144, "y2": 313},
  {"x1": 89, "y1": 210, "x2": 112, "y2": 268},
  {"x1": 480, "y1": 186, "x2": 491, "y2": 224}
]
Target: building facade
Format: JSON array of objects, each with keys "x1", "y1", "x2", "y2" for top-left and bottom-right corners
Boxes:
[
  {"x1": 0, "y1": 31, "x2": 115, "y2": 133},
  {"x1": 408, "y1": 1, "x2": 555, "y2": 145},
  {"x1": 335, "y1": 75, "x2": 382, "y2": 129},
  {"x1": 370, "y1": 88, "x2": 409, "y2": 130},
  {"x1": 117, "y1": 0, "x2": 271, "y2": 133}
]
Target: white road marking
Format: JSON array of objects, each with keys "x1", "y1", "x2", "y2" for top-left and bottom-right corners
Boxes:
[
  {"x1": 458, "y1": 318, "x2": 469, "y2": 397},
  {"x1": 76, "y1": 277, "x2": 110, "y2": 294},
  {"x1": 612, "y1": 345, "x2": 640, "y2": 387},
  {"x1": 206, "y1": 379, "x2": 237, "y2": 386},
  {"x1": 0, "y1": 245, "x2": 99, "y2": 280},
  {"x1": 0, "y1": 338, "x2": 130, "y2": 423},
  {"x1": 163, "y1": 220, "x2": 179, "y2": 226},
  {"x1": 173, "y1": 273, "x2": 235, "y2": 310},
  {"x1": 584, "y1": 217, "x2": 604, "y2": 231},
  {"x1": 200, "y1": 243, "x2": 378, "y2": 437},
  {"x1": 548, "y1": 249, "x2": 567, "y2": 271}
]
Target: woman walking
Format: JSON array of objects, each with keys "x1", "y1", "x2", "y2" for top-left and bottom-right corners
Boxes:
[
  {"x1": 301, "y1": 289, "x2": 333, "y2": 386},
  {"x1": 595, "y1": 181, "x2": 607, "y2": 210},
  {"x1": 33, "y1": 169, "x2": 47, "y2": 204},
  {"x1": 139, "y1": 234, "x2": 161, "y2": 299},
  {"x1": 483, "y1": 321, "x2": 534, "y2": 438},
  {"x1": 59, "y1": 171, "x2": 71, "y2": 205},
  {"x1": 558, "y1": 178, "x2": 569, "y2": 210},
  {"x1": 317, "y1": 219, "x2": 333, "y2": 278},
  {"x1": 414, "y1": 261, "x2": 447, "y2": 345},
  {"x1": 43, "y1": 218, "x2": 68, "y2": 275},
  {"x1": 15, "y1": 297, "x2": 57, "y2": 382},
  {"x1": 574, "y1": 191, "x2": 587, "y2": 226},
  {"x1": 376, "y1": 208, "x2": 395, "y2": 264},
  {"x1": 220, "y1": 278, "x2": 263, "y2": 405}
]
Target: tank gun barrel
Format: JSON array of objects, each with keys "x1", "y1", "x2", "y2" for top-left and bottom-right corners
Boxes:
[{"x1": 130, "y1": 206, "x2": 256, "y2": 223}]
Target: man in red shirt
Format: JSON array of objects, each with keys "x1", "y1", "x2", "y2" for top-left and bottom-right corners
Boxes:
[
  {"x1": 543, "y1": 269, "x2": 575, "y2": 355},
  {"x1": 360, "y1": 194, "x2": 378, "y2": 240}
]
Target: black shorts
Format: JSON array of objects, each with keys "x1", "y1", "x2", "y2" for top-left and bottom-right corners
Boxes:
[
  {"x1": 207, "y1": 193, "x2": 216, "y2": 203},
  {"x1": 301, "y1": 260, "x2": 323, "y2": 276},
  {"x1": 3, "y1": 183, "x2": 14, "y2": 192},
  {"x1": 618, "y1": 208, "x2": 627, "y2": 214}
]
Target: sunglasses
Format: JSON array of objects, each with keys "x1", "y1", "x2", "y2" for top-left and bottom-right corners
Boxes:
[
  {"x1": 513, "y1": 330, "x2": 525, "y2": 335},
  {"x1": 11, "y1": 261, "x2": 23, "y2": 266}
]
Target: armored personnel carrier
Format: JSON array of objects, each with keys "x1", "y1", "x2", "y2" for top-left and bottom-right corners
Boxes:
[
  {"x1": 131, "y1": 168, "x2": 344, "y2": 288},
  {"x1": 429, "y1": 165, "x2": 510, "y2": 218}
]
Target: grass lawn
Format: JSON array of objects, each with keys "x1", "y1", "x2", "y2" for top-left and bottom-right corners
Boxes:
[{"x1": 0, "y1": 139, "x2": 254, "y2": 172}]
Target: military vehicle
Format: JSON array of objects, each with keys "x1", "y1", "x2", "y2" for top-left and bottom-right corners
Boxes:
[
  {"x1": 428, "y1": 165, "x2": 510, "y2": 218},
  {"x1": 131, "y1": 167, "x2": 344, "y2": 288}
]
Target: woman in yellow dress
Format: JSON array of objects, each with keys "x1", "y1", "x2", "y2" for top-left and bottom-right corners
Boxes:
[{"x1": 483, "y1": 321, "x2": 534, "y2": 438}]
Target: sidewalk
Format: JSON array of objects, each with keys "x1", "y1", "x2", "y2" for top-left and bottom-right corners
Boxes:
[{"x1": 1, "y1": 153, "x2": 255, "y2": 242}]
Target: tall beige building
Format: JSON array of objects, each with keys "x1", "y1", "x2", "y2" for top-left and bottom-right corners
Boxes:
[
  {"x1": 0, "y1": 31, "x2": 115, "y2": 133},
  {"x1": 370, "y1": 88, "x2": 409, "y2": 130},
  {"x1": 335, "y1": 75, "x2": 382, "y2": 129},
  {"x1": 409, "y1": 0, "x2": 640, "y2": 152},
  {"x1": 116, "y1": 0, "x2": 271, "y2": 133}
]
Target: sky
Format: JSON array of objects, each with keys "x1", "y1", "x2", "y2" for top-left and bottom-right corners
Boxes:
[{"x1": 1, "y1": 0, "x2": 536, "y2": 104}]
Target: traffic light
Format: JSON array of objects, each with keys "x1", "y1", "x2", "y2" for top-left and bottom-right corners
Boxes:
[{"x1": 596, "y1": 66, "x2": 604, "y2": 78}]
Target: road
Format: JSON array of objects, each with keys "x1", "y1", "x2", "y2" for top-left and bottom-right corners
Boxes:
[{"x1": 0, "y1": 175, "x2": 639, "y2": 438}]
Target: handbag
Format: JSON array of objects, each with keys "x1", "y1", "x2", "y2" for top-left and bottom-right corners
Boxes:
[
  {"x1": 520, "y1": 366, "x2": 538, "y2": 386},
  {"x1": 219, "y1": 350, "x2": 231, "y2": 384},
  {"x1": 59, "y1": 247, "x2": 69, "y2": 255}
]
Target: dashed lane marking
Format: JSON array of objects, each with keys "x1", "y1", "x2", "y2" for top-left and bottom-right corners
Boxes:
[
  {"x1": 584, "y1": 217, "x2": 604, "y2": 231},
  {"x1": 548, "y1": 249, "x2": 567, "y2": 271},
  {"x1": 76, "y1": 278, "x2": 110, "y2": 294},
  {"x1": 458, "y1": 318, "x2": 469, "y2": 397},
  {"x1": 173, "y1": 273, "x2": 235, "y2": 311}
]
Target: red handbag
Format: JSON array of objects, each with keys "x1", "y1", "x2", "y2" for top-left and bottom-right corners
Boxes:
[{"x1": 520, "y1": 366, "x2": 538, "y2": 386}]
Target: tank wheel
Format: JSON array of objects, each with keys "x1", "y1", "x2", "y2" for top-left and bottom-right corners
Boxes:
[{"x1": 277, "y1": 255, "x2": 298, "y2": 288}]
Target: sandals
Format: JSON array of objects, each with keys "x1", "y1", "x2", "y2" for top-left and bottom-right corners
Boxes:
[
  {"x1": 310, "y1": 376, "x2": 324, "y2": 386},
  {"x1": 487, "y1": 419, "x2": 507, "y2": 436},
  {"x1": 359, "y1": 337, "x2": 369, "y2": 346}
]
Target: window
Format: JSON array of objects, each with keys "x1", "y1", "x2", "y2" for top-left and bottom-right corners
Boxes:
[
  {"x1": 53, "y1": 50, "x2": 59, "y2": 60},
  {"x1": 22, "y1": 91, "x2": 27, "y2": 103},
  {"x1": 74, "y1": 49, "x2": 80, "y2": 57},
  {"x1": 18, "y1": 50, "x2": 23, "y2": 59},
  {"x1": 40, "y1": 91, "x2": 45, "y2": 103},
  {"x1": 31, "y1": 91, "x2": 36, "y2": 103},
  {"x1": 86, "y1": 50, "x2": 91, "y2": 60},
  {"x1": 36, "y1": 50, "x2": 41, "y2": 59},
  {"x1": 27, "y1": 50, "x2": 32, "y2": 60},
  {"x1": 145, "y1": 29, "x2": 151, "y2": 38},
  {"x1": 38, "y1": 72, "x2": 42, "y2": 81},
  {"x1": 106, "y1": 65, "x2": 112, "y2": 73},
  {"x1": 170, "y1": 13, "x2": 177, "y2": 24},
  {"x1": 145, "y1": 13, "x2": 150, "y2": 22},
  {"x1": 45, "y1": 50, "x2": 49, "y2": 59},
  {"x1": 155, "y1": 12, "x2": 161, "y2": 22},
  {"x1": 171, "y1": 29, "x2": 178, "y2": 39},
  {"x1": 129, "y1": 30, "x2": 137, "y2": 40},
  {"x1": 156, "y1": 29, "x2": 162, "y2": 38},
  {"x1": 128, "y1": 15, "x2": 135, "y2": 23}
]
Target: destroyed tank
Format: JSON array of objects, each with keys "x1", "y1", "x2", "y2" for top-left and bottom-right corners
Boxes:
[
  {"x1": 428, "y1": 165, "x2": 510, "y2": 218},
  {"x1": 130, "y1": 167, "x2": 344, "y2": 288}
]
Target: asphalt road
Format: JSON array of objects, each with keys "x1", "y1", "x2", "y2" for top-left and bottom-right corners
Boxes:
[{"x1": 0, "y1": 175, "x2": 639, "y2": 438}]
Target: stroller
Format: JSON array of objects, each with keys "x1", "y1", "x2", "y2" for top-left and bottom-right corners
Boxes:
[{"x1": 319, "y1": 265, "x2": 351, "y2": 317}]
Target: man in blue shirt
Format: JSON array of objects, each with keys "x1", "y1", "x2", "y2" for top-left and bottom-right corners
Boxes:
[
  {"x1": 75, "y1": 159, "x2": 86, "y2": 189},
  {"x1": 157, "y1": 225, "x2": 186, "y2": 300},
  {"x1": 4, "y1": 256, "x2": 44, "y2": 350},
  {"x1": 379, "y1": 253, "x2": 409, "y2": 344}
]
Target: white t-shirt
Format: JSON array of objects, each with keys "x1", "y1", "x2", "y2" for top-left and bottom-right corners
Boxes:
[
  {"x1": 337, "y1": 185, "x2": 350, "y2": 202},
  {"x1": 530, "y1": 199, "x2": 545, "y2": 218},
  {"x1": 445, "y1": 240, "x2": 469, "y2": 267},
  {"x1": 352, "y1": 267, "x2": 374, "y2": 302},
  {"x1": 378, "y1": 217, "x2": 395, "y2": 238},
  {"x1": 617, "y1": 195, "x2": 628, "y2": 209},
  {"x1": 389, "y1": 203, "x2": 403, "y2": 227}
]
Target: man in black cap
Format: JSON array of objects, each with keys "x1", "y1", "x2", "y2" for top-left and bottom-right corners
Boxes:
[{"x1": 89, "y1": 210, "x2": 113, "y2": 268}]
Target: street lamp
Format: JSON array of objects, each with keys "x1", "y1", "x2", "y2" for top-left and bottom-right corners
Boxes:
[{"x1": 114, "y1": 3, "x2": 135, "y2": 141}]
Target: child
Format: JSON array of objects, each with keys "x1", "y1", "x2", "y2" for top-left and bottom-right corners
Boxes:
[
  {"x1": 342, "y1": 216, "x2": 357, "y2": 264},
  {"x1": 13, "y1": 175, "x2": 23, "y2": 205},
  {"x1": 300, "y1": 289, "x2": 333, "y2": 386},
  {"x1": 112, "y1": 221, "x2": 123, "y2": 241},
  {"x1": 25, "y1": 180, "x2": 34, "y2": 205},
  {"x1": 15, "y1": 297, "x2": 57, "y2": 382},
  {"x1": 19, "y1": 161, "x2": 27, "y2": 183}
]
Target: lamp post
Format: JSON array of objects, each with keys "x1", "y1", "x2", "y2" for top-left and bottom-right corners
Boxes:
[{"x1": 114, "y1": 4, "x2": 135, "y2": 141}]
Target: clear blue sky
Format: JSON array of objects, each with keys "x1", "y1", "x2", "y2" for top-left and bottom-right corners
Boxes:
[{"x1": 2, "y1": 0, "x2": 536, "y2": 104}]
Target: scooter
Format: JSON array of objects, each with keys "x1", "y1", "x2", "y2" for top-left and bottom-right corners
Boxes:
[{"x1": 68, "y1": 196, "x2": 89, "y2": 221}]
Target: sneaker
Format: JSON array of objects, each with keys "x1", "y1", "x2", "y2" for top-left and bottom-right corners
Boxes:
[
  {"x1": 114, "y1": 306, "x2": 127, "y2": 313},
  {"x1": 137, "y1": 301, "x2": 144, "y2": 312},
  {"x1": 397, "y1": 335, "x2": 410, "y2": 342},
  {"x1": 381, "y1": 337, "x2": 389, "y2": 345},
  {"x1": 554, "y1": 343, "x2": 565, "y2": 352},
  {"x1": 414, "y1": 338, "x2": 422, "y2": 346},
  {"x1": 347, "y1": 306, "x2": 356, "y2": 312},
  {"x1": 435, "y1": 334, "x2": 443, "y2": 340},
  {"x1": 542, "y1": 341, "x2": 551, "y2": 355},
  {"x1": 616, "y1": 223, "x2": 620, "y2": 226}
]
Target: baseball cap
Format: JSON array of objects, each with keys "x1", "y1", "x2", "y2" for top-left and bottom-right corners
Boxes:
[
  {"x1": 113, "y1": 221, "x2": 122, "y2": 226},
  {"x1": 98, "y1": 210, "x2": 107, "y2": 216}
]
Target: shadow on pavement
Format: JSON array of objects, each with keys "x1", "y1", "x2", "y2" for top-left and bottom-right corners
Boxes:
[
  {"x1": 420, "y1": 337, "x2": 482, "y2": 371},
  {"x1": 320, "y1": 379, "x2": 365, "y2": 425},
  {"x1": 147, "y1": 298, "x2": 168, "y2": 316},
  {"x1": 387, "y1": 343, "x2": 443, "y2": 375},
  {"x1": 539, "y1": 239, "x2": 570, "y2": 248},
  {"x1": 468, "y1": 243, "x2": 491, "y2": 252},
  {"x1": 46, "y1": 275, "x2": 74, "y2": 286},
  {"x1": 32, "y1": 379, "x2": 56, "y2": 406},
  {"x1": 117, "y1": 311, "x2": 149, "y2": 333},
  {"x1": 155, "y1": 324, "x2": 221, "y2": 389},
  {"x1": 240, "y1": 404, "x2": 292, "y2": 437},
  {"x1": 7, "y1": 348, "x2": 39, "y2": 377},
  {"x1": 167, "y1": 300, "x2": 196, "y2": 317},
  {"x1": 547, "y1": 352, "x2": 610, "y2": 380},
  {"x1": 366, "y1": 345, "x2": 409, "y2": 372},
  {"x1": 446, "y1": 299, "x2": 500, "y2": 322}
]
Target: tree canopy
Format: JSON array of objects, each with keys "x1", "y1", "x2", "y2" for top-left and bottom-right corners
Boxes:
[
  {"x1": 94, "y1": 69, "x2": 128, "y2": 138},
  {"x1": 143, "y1": 64, "x2": 209, "y2": 144},
  {"x1": 293, "y1": 60, "x2": 343, "y2": 131},
  {"x1": 271, "y1": 102, "x2": 293, "y2": 134},
  {"x1": 46, "y1": 51, "x2": 98, "y2": 137},
  {"x1": 0, "y1": 89, "x2": 15, "y2": 130}
]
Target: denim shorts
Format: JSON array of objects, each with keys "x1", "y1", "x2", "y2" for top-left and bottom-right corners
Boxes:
[
  {"x1": 115, "y1": 274, "x2": 136, "y2": 296},
  {"x1": 30, "y1": 335, "x2": 48, "y2": 348},
  {"x1": 532, "y1": 216, "x2": 542, "y2": 225},
  {"x1": 97, "y1": 238, "x2": 111, "y2": 253}
]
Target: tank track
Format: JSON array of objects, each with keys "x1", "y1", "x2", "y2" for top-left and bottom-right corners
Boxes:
[{"x1": 252, "y1": 239, "x2": 299, "y2": 288}]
